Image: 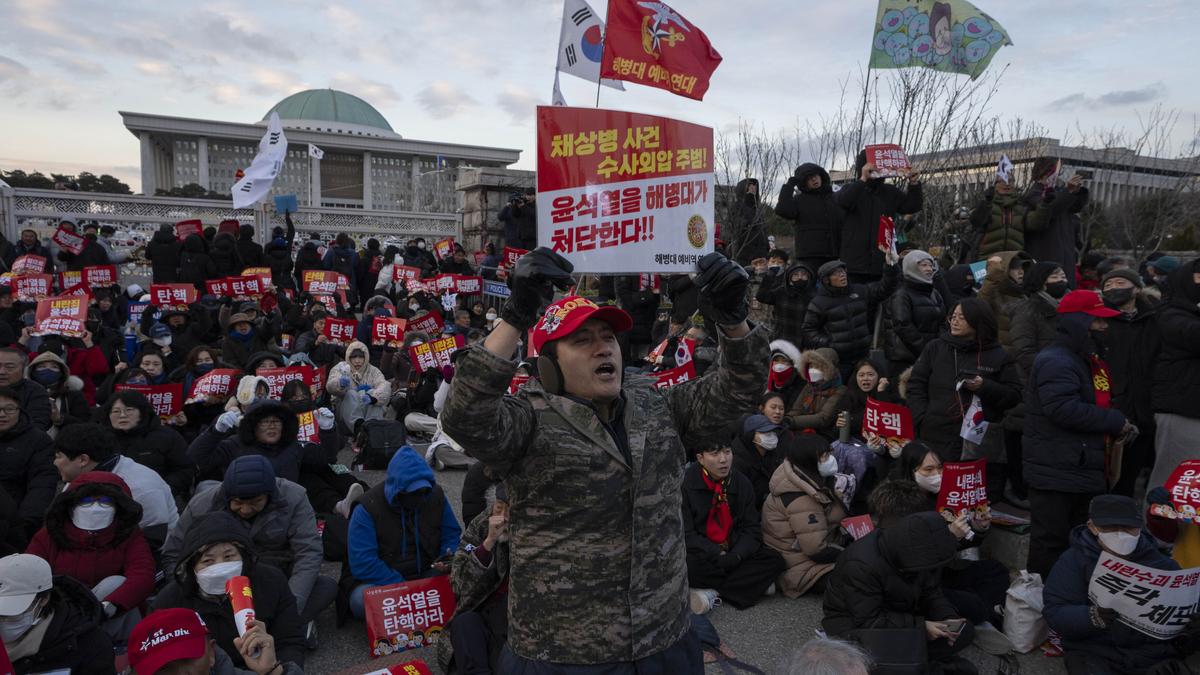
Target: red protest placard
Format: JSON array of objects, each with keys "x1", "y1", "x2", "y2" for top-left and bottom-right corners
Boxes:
[
  {"x1": 323, "y1": 317, "x2": 358, "y2": 345},
  {"x1": 535, "y1": 106, "x2": 714, "y2": 273},
  {"x1": 407, "y1": 312, "x2": 444, "y2": 337},
  {"x1": 52, "y1": 225, "x2": 85, "y2": 254},
  {"x1": 842, "y1": 514, "x2": 876, "y2": 541},
  {"x1": 296, "y1": 410, "x2": 320, "y2": 444},
  {"x1": 862, "y1": 397, "x2": 913, "y2": 450},
  {"x1": 864, "y1": 144, "x2": 910, "y2": 178},
  {"x1": 877, "y1": 215, "x2": 896, "y2": 255},
  {"x1": 11, "y1": 254, "x2": 46, "y2": 275},
  {"x1": 61, "y1": 282, "x2": 91, "y2": 299},
  {"x1": 432, "y1": 274, "x2": 455, "y2": 294},
  {"x1": 1165, "y1": 460, "x2": 1200, "y2": 517},
  {"x1": 508, "y1": 373, "x2": 531, "y2": 395},
  {"x1": 151, "y1": 284, "x2": 198, "y2": 309},
  {"x1": 186, "y1": 368, "x2": 240, "y2": 402},
  {"x1": 453, "y1": 275, "x2": 482, "y2": 296},
  {"x1": 472, "y1": 251, "x2": 486, "y2": 267},
  {"x1": 117, "y1": 383, "x2": 184, "y2": 418},
  {"x1": 408, "y1": 335, "x2": 464, "y2": 373},
  {"x1": 33, "y1": 295, "x2": 87, "y2": 337},
  {"x1": 392, "y1": 265, "x2": 422, "y2": 284},
  {"x1": 600, "y1": 0, "x2": 723, "y2": 101},
  {"x1": 364, "y1": 576, "x2": 455, "y2": 658},
  {"x1": 653, "y1": 361, "x2": 696, "y2": 389},
  {"x1": 503, "y1": 246, "x2": 528, "y2": 268},
  {"x1": 83, "y1": 265, "x2": 117, "y2": 287},
  {"x1": 227, "y1": 275, "x2": 264, "y2": 301},
  {"x1": 257, "y1": 366, "x2": 324, "y2": 399},
  {"x1": 14, "y1": 274, "x2": 52, "y2": 302},
  {"x1": 372, "y1": 317, "x2": 408, "y2": 348},
  {"x1": 175, "y1": 219, "x2": 203, "y2": 241},
  {"x1": 936, "y1": 460, "x2": 989, "y2": 517},
  {"x1": 243, "y1": 267, "x2": 273, "y2": 290},
  {"x1": 205, "y1": 278, "x2": 231, "y2": 296},
  {"x1": 58, "y1": 270, "x2": 82, "y2": 290},
  {"x1": 353, "y1": 660, "x2": 434, "y2": 674},
  {"x1": 303, "y1": 270, "x2": 342, "y2": 295},
  {"x1": 432, "y1": 237, "x2": 455, "y2": 262}
]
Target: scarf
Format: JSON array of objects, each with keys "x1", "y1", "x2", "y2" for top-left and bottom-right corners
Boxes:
[
  {"x1": 768, "y1": 366, "x2": 795, "y2": 391},
  {"x1": 1089, "y1": 354, "x2": 1111, "y2": 409},
  {"x1": 700, "y1": 467, "x2": 733, "y2": 548}
]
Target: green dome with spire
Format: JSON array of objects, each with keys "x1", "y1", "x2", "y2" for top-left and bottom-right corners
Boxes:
[{"x1": 264, "y1": 89, "x2": 395, "y2": 136}]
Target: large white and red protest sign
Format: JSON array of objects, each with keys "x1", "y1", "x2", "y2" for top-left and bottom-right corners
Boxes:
[
  {"x1": 52, "y1": 225, "x2": 85, "y2": 255},
  {"x1": 842, "y1": 514, "x2": 876, "y2": 541},
  {"x1": 151, "y1": 284, "x2": 198, "y2": 310},
  {"x1": 392, "y1": 265, "x2": 422, "y2": 284},
  {"x1": 32, "y1": 295, "x2": 87, "y2": 337},
  {"x1": 11, "y1": 255, "x2": 46, "y2": 275},
  {"x1": 862, "y1": 397, "x2": 914, "y2": 450},
  {"x1": 503, "y1": 246, "x2": 528, "y2": 268},
  {"x1": 242, "y1": 267, "x2": 273, "y2": 290},
  {"x1": 58, "y1": 270, "x2": 82, "y2": 290},
  {"x1": 407, "y1": 312, "x2": 444, "y2": 337},
  {"x1": 536, "y1": 106, "x2": 714, "y2": 273},
  {"x1": 117, "y1": 383, "x2": 184, "y2": 418},
  {"x1": 864, "y1": 144, "x2": 910, "y2": 178},
  {"x1": 1156, "y1": 460, "x2": 1200, "y2": 523},
  {"x1": 408, "y1": 335, "x2": 464, "y2": 373},
  {"x1": 364, "y1": 576, "x2": 455, "y2": 657},
  {"x1": 323, "y1": 317, "x2": 358, "y2": 345},
  {"x1": 439, "y1": 275, "x2": 481, "y2": 295},
  {"x1": 600, "y1": 0, "x2": 723, "y2": 101},
  {"x1": 186, "y1": 368, "x2": 240, "y2": 402},
  {"x1": 936, "y1": 460, "x2": 988, "y2": 517},
  {"x1": 303, "y1": 270, "x2": 342, "y2": 295},
  {"x1": 432, "y1": 237, "x2": 455, "y2": 262},
  {"x1": 296, "y1": 410, "x2": 320, "y2": 444},
  {"x1": 472, "y1": 251, "x2": 486, "y2": 267},
  {"x1": 175, "y1": 219, "x2": 203, "y2": 241},
  {"x1": 83, "y1": 265, "x2": 117, "y2": 287},
  {"x1": 1088, "y1": 551, "x2": 1200, "y2": 640},
  {"x1": 14, "y1": 274, "x2": 52, "y2": 302},
  {"x1": 653, "y1": 361, "x2": 696, "y2": 389},
  {"x1": 434, "y1": 275, "x2": 455, "y2": 294},
  {"x1": 372, "y1": 317, "x2": 408, "y2": 348},
  {"x1": 257, "y1": 366, "x2": 324, "y2": 399}
]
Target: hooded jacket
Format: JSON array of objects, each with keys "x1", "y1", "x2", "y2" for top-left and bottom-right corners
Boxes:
[
  {"x1": 979, "y1": 250, "x2": 1032, "y2": 347},
  {"x1": 265, "y1": 238, "x2": 295, "y2": 290},
  {"x1": 775, "y1": 163, "x2": 843, "y2": 262},
  {"x1": 153, "y1": 511, "x2": 305, "y2": 670},
  {"x1": 348, "y1": 447, "x2": 461, "y2": 585},
  {"x1": 756, "y1": 262, "x2": 816, "y2": 346},
  {"x1": 1024, "y1": 184, "x2": 1088, "y2": 287},
  {"x1": 327, "y1": 341, "x2": 391, "y2": 403},
  {"x1": 292, "y1": 241, "x2": 325, "y2": 289},
  {"x1": 26, "y1": 351, "x2": 90, "y2": 427},
  {"x1": 1152, "y1": 259, "x2": 1200, "y2": 418},
  {"x1": 834, "y1": 152, "x2": 924, "y2": 277},
  {"x1": 209, "y1": 233, "x2": 243, "y2": 278},
  {"x1": 187, "y1": 400, "x2": 312, "y2": 483},
  {"x1": 729, "y1": 178, "x2": 768, "y2": 265},
  {"x1": 26, "y1": 472, "x2": 155, "y2": 611},
  {"x1": 786, "y1": 348, "x2": 846, "y2": 440},
  {"x1": 143, "y1": 304, "x2": 213, "y2": 362},
  {"x1": 1009, "y1": 263, "x2": 1062, "y2": 374},
  {"x1": 235, "y1": 225, "x2": 264, "y2": 268},
  {"x1": 7, "y1": 575, "x2": 115, "y2": 675},
  {"x1": 614, "y1": 275, "x2": 660, "y2": 345},
  {"x1": 761, "y1": 460, "x2": 848, "y2": 597},
  {"x1": 101, "y1": 392, "x2": 194, "y2": 494},
  {"x1": 0, "y1": 409, "x2": 57, "y2": 538},
  {"x1": 884, "y1": 251, "x2": 946, "y2": 365},
  {"x1": 1104, "y1": 293, "x2": 1160, "y2": 428},
  {"x1": 146, "y1": 226, "x2": 182, "y2": 283},
  {"x1": 802, "y1": 262, "x2": 899, "y2": 366},
  {"x1": 971, "y1": 185, "x2": 1044, "y2": 257},
  {"x1": 1023, "y1": 312, "x2": 1127, "y2": 494},
  {"x1": 821, "y1": 511, "x2": 960, "y2": 637},
  {"x1": 729, "y1": 414, "x2": 785, "y2": 509},
  {"x1": 178, "y1": 234, "x2": 218, "y2": 287},
  {"x1": 942, "y1": 264, "x2": 977, "y2": 308}
]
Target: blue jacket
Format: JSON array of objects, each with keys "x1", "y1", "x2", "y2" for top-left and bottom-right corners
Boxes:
[
  {"x1": 1043, "y1": 525, "x2": 1179, "y2": 668},
  {"x1": 348, "y1": 448, "x2": 461, "y2": 585},
  {"x1": 1023, "y1": 312, "x2": 1126, "y2": 494}
]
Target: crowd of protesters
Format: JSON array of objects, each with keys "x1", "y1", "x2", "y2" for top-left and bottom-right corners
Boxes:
[{"x1": 0, "y1": 154, "x2": 1196, "y2": 675}]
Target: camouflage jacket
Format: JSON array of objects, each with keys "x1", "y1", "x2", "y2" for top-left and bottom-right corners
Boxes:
[
  {"x1": 441, "y1": 325, "x2": 769, "y2": 664},
  {"x1": 436, "y1": 509, "x2": 510, "y2": 673}
]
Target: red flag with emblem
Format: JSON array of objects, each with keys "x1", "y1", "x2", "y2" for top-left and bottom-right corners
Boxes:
[{"x1": 600, "y1": 0, "x2": 722, "y2": 101}]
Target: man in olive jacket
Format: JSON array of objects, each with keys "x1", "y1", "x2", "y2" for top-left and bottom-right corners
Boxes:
[{"x1": 441, "y1": 248, "x2": 767, "y2": 672}]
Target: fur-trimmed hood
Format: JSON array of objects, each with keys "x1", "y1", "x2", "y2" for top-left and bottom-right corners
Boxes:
[
  {"x1": 769, "y1": 339, "x2": 802, "y2": 366},
  {"x1": 799, "y1": 348, "x2": 839, "y2": 381},
  {"x1": 27, "y1": 351, "x2": 84, "y2": 393}
]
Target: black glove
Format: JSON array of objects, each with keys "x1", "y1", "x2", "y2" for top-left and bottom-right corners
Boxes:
[
  {"x1": 501, "y1": 247, "x2": 574, "y2": 331},
  {"x1": 696, "y1": 252, "x2": 749, "y2": 327},
  {"x1": 809, "y1": 546, "x2": 845, "y2": 565},
  {"x1": 717, "y1": 552, "x2": 741, "y2": 572}
]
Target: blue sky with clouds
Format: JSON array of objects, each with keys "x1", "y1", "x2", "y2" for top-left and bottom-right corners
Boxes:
[{"x1": 1, "y1": 0, "x2": 1196, "y2": 193}]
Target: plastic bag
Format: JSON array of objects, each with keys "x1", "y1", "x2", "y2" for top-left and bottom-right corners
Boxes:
[{"x1": 1004, "y1": 570, "x2": 1049, "y2": 653}]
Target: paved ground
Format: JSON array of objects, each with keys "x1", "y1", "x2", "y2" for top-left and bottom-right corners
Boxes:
[{"x1": 302, "y1": 445, "x2": 1190, "y2": 674}]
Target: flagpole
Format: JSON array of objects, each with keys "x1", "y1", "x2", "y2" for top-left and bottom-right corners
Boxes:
[{"x1": 854, "y1": 63, "x2": 873, "y2": 155}]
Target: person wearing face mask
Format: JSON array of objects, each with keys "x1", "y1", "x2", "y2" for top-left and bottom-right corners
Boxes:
[
  {"x1": 1144, "y1": 254, "x2": 1180, "y2": 301},
  {"x1": 835, "y1": 151, "x2": 923, "y2": 284},
  {"x1": 682, "y1": 442, "x2": 785, "y2": 614},
  {"x1": 1024, "y1": 290, "x2": 1131, "y2": 578},
  {"x1": 326, "y1": 341, "x2": 391, "y2": 434},
  {"x1": 757, "y1": 261, "x2": 816, "y2": 348},
  {"x1": 219, "y1": 313, "x2": 276, "y2": 372},
  {"x1": 344, "y1": 447, "x2": 462, "y2": 620},
  {"x1": 730, "y1": 413, "x2": 788, "y2": 509},
  {"x1": 153, "y1": 510, "x2": 306, "y2": 670},
  {"x1": 884, "y1": 249, "x2": 946, "y2": 378},
  {"x1": 978, "y1": 250, "x2": 1033, "y2": 348},
  {"x1": 174, "y1": 347, "x2": 232, "y2": 439},
  {"x1": 727, "y1": 178, "x2": 768, "y2": 266},
  {"x1": 775, "y1": 163, "x2": 843, "y2": 273},
  {"x1": 0, "y1": 553, "x2": 115, "y2": 674},
  {"x1": 1149, "y1": 259, "x2": 1200, "y2": 506},
  {"x1": 140, "y1": 303, "x2": 212, "y2": 366},
  {"x1": 1043, "y1": 495, "x2": 1190, "y2": 675},
  {"x1": 1011, "y1": 261, "x2": 1071, "y2": 374},
  {"x1": 767, "y1": 340, "x2": 803, "y2": 407},
  {"x1": 761, "y1": 435, "x2": 850, "y2": 598},
  {"x1": 483, "y1": 307, "x2": 499, "y2": 332},
  {"x1": 26, "y1": 471, "x2": 155, "y2": 642},
  {"x1": 26, "y1": 350, "x2": 90, "y2": 433},
  {"x1": 970, "y1": 168, "x2": 1043, "y2": 259},
  {"x1": 784, "y1": 348, "x2": 846, "y2": 441},
  {"x1": 802, "y1": 260, "x2": 900, "y2": 379}
]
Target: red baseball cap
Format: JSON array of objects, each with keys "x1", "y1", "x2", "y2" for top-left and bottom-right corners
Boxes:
[
  {"x1": 1057, "y1": 290, "x2": 1120, "y2": 317},
  {"x1": 531, "y1": 295, "x2": 632, "y2": 354},
  {"x1": 128, "y1": 609, "x2": 210, "y2": 675}
]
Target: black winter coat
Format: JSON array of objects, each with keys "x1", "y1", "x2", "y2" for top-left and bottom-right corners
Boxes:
[
  {"x1": 499, "y1": 202, "x2": 538, "y2": 251},
  {"x1": 730, "y1": 179, "x2": 768, "y2": 265},
  {"x1": 187, "y1": 401, "x2": 318, "y2": 483},
  {"x1": 615, "y1": 275, "x2": 660, "y2": 345},
  {"x1": 756, "y1": 263, "x2": 815, "y2": 347},
  {"x1": 1024, "y1": 186, "x2": 1087, "y2": 286},
  {"x1": 822, "y1": 512, "x2": 959, "y2": 637},
  {"x1": 1009, "y1": 293, "x2": 1058, "y2": 374},
  {"x1": 1023, "y1": 313, "x2": 1127, "y2": 494},
  {"x1": 681, "y1": 464, "x2": 762, "y2": 566},
  {"x1": 210, "y1": 234, "x2": 243, "y2": 278},
  {"x1": 236, "y1": 234, "x2": 264, "y2": 268},
  {"x1": 293, "y1": 242, "x2": 325, "y2": 289},
  {"x1": 1104, "y1": 296, "x2": 1160, "y2": 428},
  {"x1": 146, "y1": 228, "x2": 182, "y2": 283},
  {"x1": 102, "y1": 394, "x2": 194, "y2": 495},
  {"x1": 884, "y1": 279, "x2": 945, "y2": 365},
  {"x1": 178, "y1": 235, "x2": 218, "y2": 287},
  {"x1": 835, "y1": 179, "x2": 923, "y2": 277},
  {"x1": 0, "y1": 413, "x2": 57, "y2": 538},
  {"x1": 58, "y1": 238, "x2": 110, "y2": 271},
  {"x1": 10, "y1": 576, "x2": 115, "y2": 675},
  {"x1": 265, "y1": 240, "x2": 295, "y2": 289},
  {"x1": 802, "y1": 265, "x2": 899, "y2": 366},
  {"x1": 11, "y1": 378, "x2": 51, "y2": 431},
  {"x1": 775, "y1": 164, "x2": 842, "y2": 263},
  {"x1": 730, "y1": 421, "x2": 784, "y2": 510},
  {"x1": 1152, "y1": 260, "x2": 1200, "y2": 419}
]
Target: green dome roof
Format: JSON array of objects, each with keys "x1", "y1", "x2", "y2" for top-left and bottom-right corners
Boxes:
[{"x1": 264, "y1": 89, "x2": 394, "y2": 134}]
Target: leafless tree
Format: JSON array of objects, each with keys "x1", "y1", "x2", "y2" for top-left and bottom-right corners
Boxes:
[{"x1": 714, "y1": 120, "x2": 788, "y2": 262}]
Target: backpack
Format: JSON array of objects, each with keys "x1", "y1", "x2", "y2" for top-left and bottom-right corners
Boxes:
[
  {"x1": 331, "y1": 248, "x2": 355, "y2": 278},
  {"x1": 354, "y1": 419, "x2": 409, "y2": 470},
  {"x1": 367, "y1": 253, "x2": 383, "y2": 276}
]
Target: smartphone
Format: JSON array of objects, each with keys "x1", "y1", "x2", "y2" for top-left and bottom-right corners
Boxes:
[
  {"x1": 1076, "y1": 169, "x2": 1094, "y2": 180},
  {"x1": 943, "y1": 618, "x2": 967, "y2": 636}
]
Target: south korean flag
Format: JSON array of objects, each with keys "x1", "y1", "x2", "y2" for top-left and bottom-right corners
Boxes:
[{"x1": 556, "y1": 0, "x2": 624, "y2": 90}]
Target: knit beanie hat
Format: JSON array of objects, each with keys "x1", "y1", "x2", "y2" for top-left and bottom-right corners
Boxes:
[
  {"x1": 223, "y1": 455, "x2": 277, "y2": 500},
  {"x1": 1101, "y1": 268, "x2": 1144, "y2": 289},
  {"x1": 817, "y1": 260, "x2": 846, "y2": 281}
]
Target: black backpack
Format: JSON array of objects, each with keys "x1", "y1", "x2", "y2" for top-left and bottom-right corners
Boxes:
[
  {"x1": 331, "y1": 247, "x2": 355, "y2": 279},
  {"x1": 354, "y1": 419, "x2": 409, "y2": 470}
]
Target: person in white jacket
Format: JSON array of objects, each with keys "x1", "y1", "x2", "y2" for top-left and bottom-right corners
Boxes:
[{"x1": 326, "y1": 340, "x2": 391, "y2": 433}]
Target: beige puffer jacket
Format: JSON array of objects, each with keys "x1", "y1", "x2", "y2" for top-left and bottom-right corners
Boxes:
[{"x1": 761, "y1": 460, "x2": 847, "y2": 597}]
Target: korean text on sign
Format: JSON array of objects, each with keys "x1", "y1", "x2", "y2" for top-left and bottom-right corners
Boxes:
[
  {"x1": 323, "y1": 318, "x2": 358, "y2": 345},
  {"x1": 936, "y1": 460, "x2": 989, "y2": 517},
  {"x1": 1088, "y1": 551, "x2": 1200, "y2": 640},
  {"x1": 363, "y1": 576, "x2": 456, "y2": 658}
]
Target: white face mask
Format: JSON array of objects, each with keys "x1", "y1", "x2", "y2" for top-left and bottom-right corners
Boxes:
[
  {"x1": 485, "y1": 312, "x2": 497, "y2": 322},
  {"x1": 1098, "y1": 530, "x2": 1139, "y2": 556},
  {"x1": 888, "y1": 443, "x2": 904, "y2": 459},
  {"x1": 153, "y1": 336, "x2": 172, "y2": 348},
  {"x1": 417, "y1": 242, "x2": 427, "y2": 250},
  {"x1": 756, "y1": 432, "x2": 778, "y2": 450},
  {"x1": 771, "y1": 362, "x2": 792, "y2": 373},
  {"x1": 394, "y1": 255, "x2": 402, "y2": 264},
  {"x1": 818, "y1": 454, "x2": 838, "y2": 477},
  {"x1": 409, "y1": 303, "x2": 420, "y2": 312},
  {"x1": 196, "y1": 560, "x2": 243, "y2": 596},
  {"x1": 72, "y1": 503, "x2": 116, "y2": 531},
  {"x1": 807, "y1": 368, "x2": 824, "y2": 383},
  {"x1": 915, "y1": 472, "x2": 942, "y2": 494},
  {"x1": 0, "y1": 601, "x2": 42, "y2": 643}
]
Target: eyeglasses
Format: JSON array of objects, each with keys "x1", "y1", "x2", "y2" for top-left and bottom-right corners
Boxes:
[
  {"x1": 0, "y1": 406, "x2": 19, "y2": 416},
  {"x1": 77, "y1": 496, "x2": 114, "y2": 506},
  {"x1": 258, "y1": 419, "x2": 284, "y2": 427},
  {"x1": 110, "y1": 407, "x2": 135, "y2": 417}
]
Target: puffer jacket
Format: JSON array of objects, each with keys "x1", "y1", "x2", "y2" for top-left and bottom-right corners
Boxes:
[
  {"x1": 978, "y1": 250, "x2": 1032, "y2": 348},
  {"x1": 1010, "y1": 292, "x2": 1058, "y2": 374},
  {"x1": 774, "y1": 163, "x2": 842, "y2": 264},
  {"x1": 786, "y1": 348, "x2": 846, "y2": 440},
  {"x1": 265, "y1": 239, "x2": 295, "y2": 289},
  {"x1": 756, "y1": 262, "x2": 816, "y2": 347},
  {"x1": 729, "y1": 415, "x2": 784, "y2": 509},
  {"x1": 27, "y1": 351, "x2": 90, "y2": 428},
  {"x1": 327, "y1": 341, "x2": 391, "y2": 403},
  {"x1": 178, "y1": 234, "x2": 218, "y2": 287},
  {"x1": 802, "y1": 263, "x2": 899, "y2": 366},
  {"x1": 187, "y1": 400, "x2": 314, "y2": 483},
  {"x1": 971, "y1": 186, "x2": 1043, "y2": 257},
  {"x1": 101, "y1": 392, "x2": 194, "y2": 494},
  {"x1": 1152, "y1": 259, "x2": 1200, "y2": 418},
  {"x1": 884, "y1": 263, "x2": 946, "y2": 365},
  {"x1": 0, "y1": 411, "x2": 57, "y2": 539},
  {"x1": 834, "y1": 152, "x2": 923, "y2": 277},
  {"x1": 236, "y1": 226, "x2": 263, "y2": 268},
  {"x1": 729, "y1": 178, "x2": 768, "y2": 265},
  {"x1": 26, "y1": 472, "x2": 155, "y2": 612},
  {"x1": 210, "y1": 233, "x2": 243, "y2": 278},
  {"x1": 146, "y1": 226, "x2": 182, "y2": 283},
  {"x1": 8, "y1": 575, "x2": 114, "y2": 675},
  {"x1": 761, "y1": 461, "x2": 847, "y2": 597}
]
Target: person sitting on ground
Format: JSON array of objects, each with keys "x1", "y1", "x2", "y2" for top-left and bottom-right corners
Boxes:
[
  {"x1": 785, "y1": 348, "x2": 846, "y2": 440},
  {"x1": 761, "y1": 435, "x2": 849, "y2": 598},
  {"x1": 26, "y1": 350, "x2": 90, "y2": 433},
  {"x1": 153, "y1": 510, "x2": 306, "y2": 670},
  {"x1": 161, "y1": 456, "x2": 336, "y2": 637},
  {"x1": 1044, "y1": 495, "x2": 1194, "y2": 675},
  {"x1": 0, "y1": 385, "x2": 57, "y2": 544},
  {"x1": 730, "y1": 412, "x2": 787, "y2": 509},
  {"x1": 326, "y1": 340, "x2": 391, "y2": 435},
  {"x1": 0, "y1": 553, "x2": 115, "y2": 675},
  {"x1": 220, "y1": 313, "x2": 278, "y2": 372},
  {"x1": 128, "y1": 608, "x2": 303, "y2": 675},
  {"x1": 188, "y1": 399, "x2": 318, "y2": 485},
  {"x1": 783, "y1": 637, "x2": 872, "y2": 675},
  {"x1": 100, "y1": 389, "x2": 194, "y2": 498},
  {"x1": 682, "y1": 440, "x2": 786, "y2": 614},
  {"x1": 344, "y1": 447, "x2": 461, "y2": 620}
]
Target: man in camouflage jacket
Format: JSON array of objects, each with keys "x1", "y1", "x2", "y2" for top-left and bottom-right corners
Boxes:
[{"x1": 442, "y1": 248, "x2": 767, "y2": 672}]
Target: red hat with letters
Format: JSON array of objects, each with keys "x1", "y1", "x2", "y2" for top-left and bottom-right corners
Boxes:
[
  {"x1": 531, "y1": 295, "x2": 632, "y2": 354},
  {"x1": 128, "y1": 609, "x2": 210, "y2": 675},
  {"x1": 1057, "y1": 290, "x2": 1120, "y2": 317}
]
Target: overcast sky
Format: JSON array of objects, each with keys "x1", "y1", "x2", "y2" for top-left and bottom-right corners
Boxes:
[{"x1": 1, "y1": 0, "x2": 1196, "y2": 193}]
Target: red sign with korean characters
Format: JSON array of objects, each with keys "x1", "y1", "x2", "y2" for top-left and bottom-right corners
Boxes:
[
  {"x1": 392, "y1": 265, "x2": 422, "y2": 284},
  {"x1": 406, "y1": 312, "x2": 444, "y2": 337},
  {"x1": 862, "y1": 397, "x2": 914, "y2": 451},
  {"x1": 227, "y1": 275, "x2": 264, "y2": 301},
  {"x1": 32, "y1": 295, "x2": 87, "y2": 337},
  {"x1": 1162, "y1": 460, "x2": 1200, "y2": 521},
  {"x1": 372, "y1": 317, "x2": 409, "y2": 348},
  {"x1": 296, "y1": 410, "x2": 320, "y2": 444},
  {"x1": 652, "y1": 361, "x2": 695, "y2": 389},
  {"x1": 536, "y1": 106, "x2": 714, "y2": 273},
  {"x1": 600, "y1": 0, "x2": 723, "y2": 101},
  {"x1": 303, "y1": 270, "x2": 342, "y2": 295},
  {"x1": 150, "y1": 284, "x2": 198, "y2": 311},
  {"x1": 864, "y1": 144, "x2": 911, "y2": 178},
  {"x1": 11, "y1": 255, "x2": 46, "y2": 275},
  {"x1": 408, "y1": 335, "x2": 464, "y2": 373},
  {"x1": 186, "y1": 368, "x2": 240, "y2": 402},
  {"x1": 257, "y1": 366, "x2": 324, "y2": 400},
  {"x1": 83, "y1": 265, "x2": 117, "y2": 287},
  {"x1": 175, "y1": 219, "x2": 203, "y2": 241},
  {"x1": 364, "y1": 576, "x2": 455, "y2": 658},
  {"x1": 936, "y1": 460, "x2": 989, "y2": 518},
  {"x1": 432, "y1": 237, "x2": 455, "y2": 262},
  {"x1": 52, "y1": 225, "x2": 85, "y2": 255},
  {"x1": 14, "y1": 274, "x2": 52, "y2": 302},
  {"x1": 117, "y1": 383, "x2": 184, "y2": 418},
  {"x1": 502, "y1": 246, "x2": 528, "y2": 269},
  {"x1": 323, "y1": 317, "x2": 358, "y2": 345}
]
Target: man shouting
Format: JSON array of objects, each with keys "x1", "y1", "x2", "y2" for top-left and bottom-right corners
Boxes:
[{"x1": 442, "y1": 247, "x2": 768, "y2": 673}]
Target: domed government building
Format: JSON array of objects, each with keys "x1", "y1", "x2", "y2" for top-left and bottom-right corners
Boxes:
[{"x1": 120, "y1": 89, "x2": 521, "y2": 212}]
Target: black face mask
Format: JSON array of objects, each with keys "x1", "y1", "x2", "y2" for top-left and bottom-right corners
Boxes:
[
  {"x1": 1044, "y1": 281, "x2": 1069, "y2": 299},
  {"x1": 397, "y1": 490, "x2": 430, "y2": 510},
  {"x1": 1102, "y1": 287, "x2": 1135, "y2": 308},
  {"x1": 285, "y1": 399, "x2": 316, "y2": 413},
  {"x1": 85, "y1": 320, "x2": 100, "y2": 332},
  {"x1": 743, "y1": 193, "x2": 756, "y2": 207}
]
